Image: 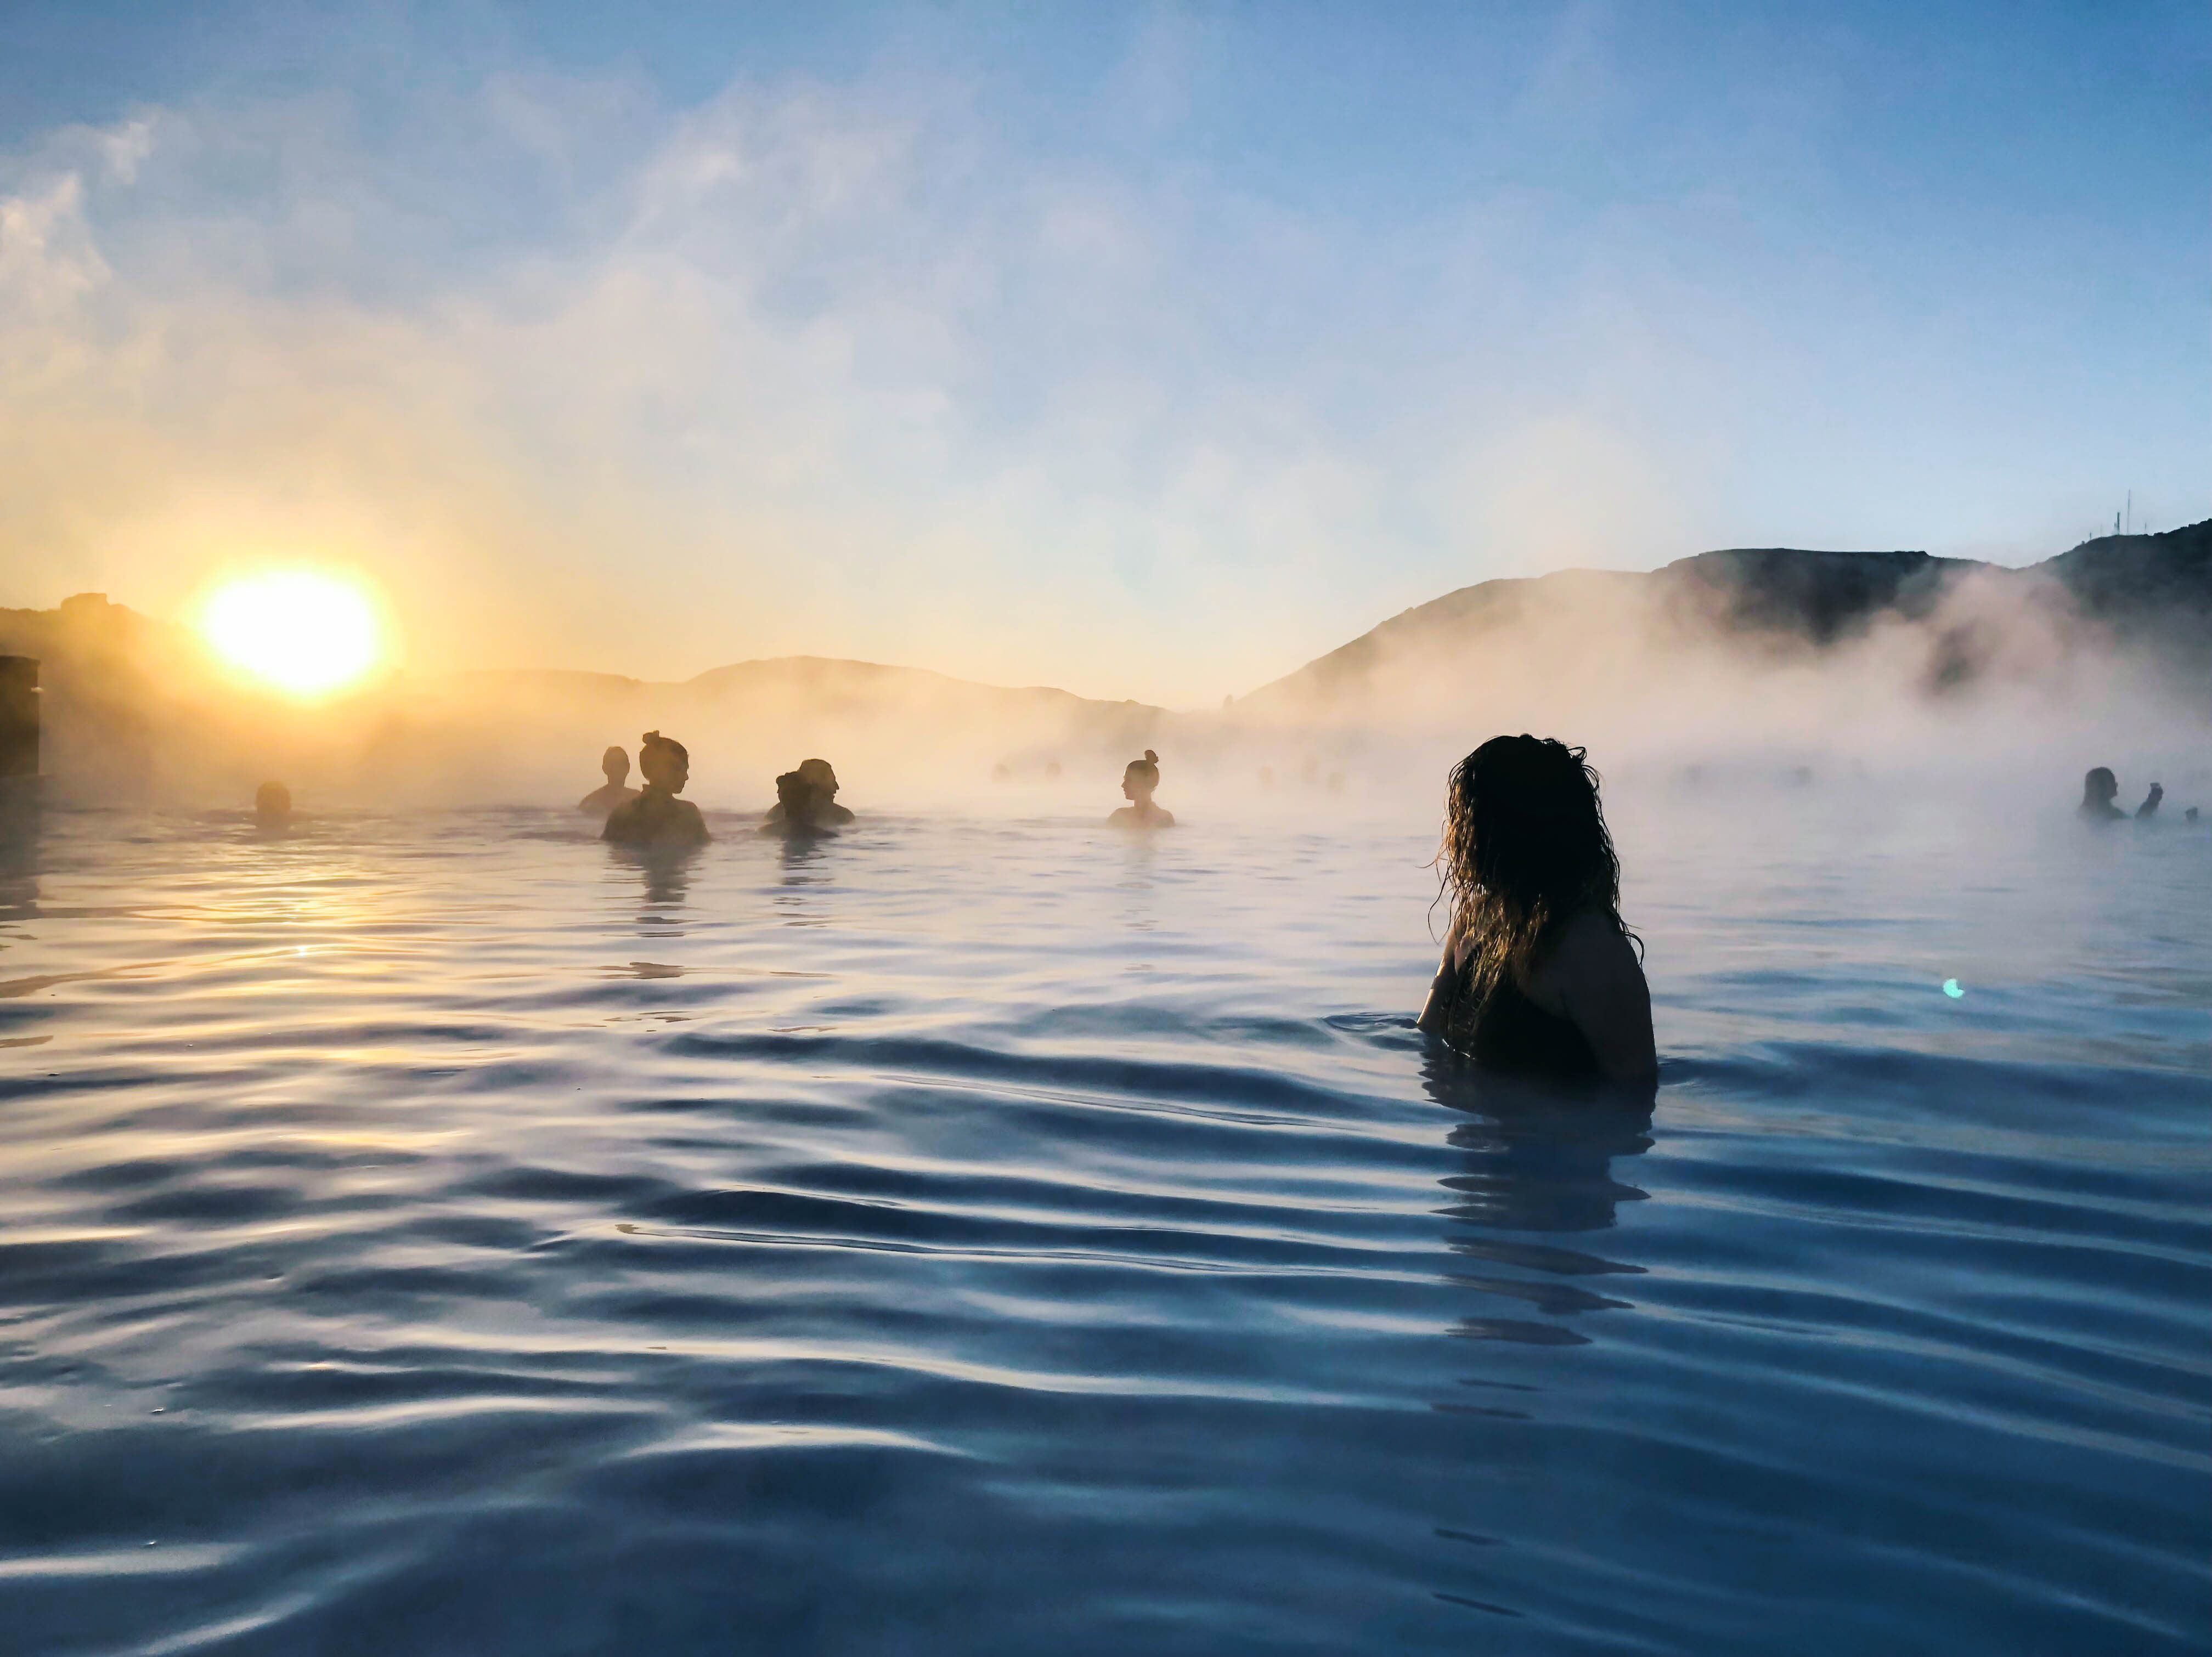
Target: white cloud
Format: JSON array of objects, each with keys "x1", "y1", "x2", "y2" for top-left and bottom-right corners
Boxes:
[{"x1": 0, "y1": 64, "x2": 1734, "y2": 703}]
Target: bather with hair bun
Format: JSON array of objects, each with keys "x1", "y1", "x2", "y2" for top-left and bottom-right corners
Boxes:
[
  {"x1": 1108, "y1": 749, "x2": 1174, "y2": 828},
  {"x1": 1415, "y1": 734, "x2": 1653, "y2": 1083},
  {"x1": 602, "y1": 731, "x2": 709, "y2": 849}
]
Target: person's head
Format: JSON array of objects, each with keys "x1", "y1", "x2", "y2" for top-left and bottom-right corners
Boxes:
[
  {"x1": 1438, "y1": 734, "x2": 1629, "y2": 994},
  {"x1": 640, "y1": 731, "x2": 690, "y2": 794},
  {"x1": 2082, "y1": 767, "x2": 2118, "y2": 807},
  {"x1": 255, "y1": 781, "x2": 291, "y2": 825},
  {"x1": 1122, "y1": 750, "x2": 1160, "y2": 803},
  {"x1": 600, "y1": 745, "x2": 631, "y2": 785},
  {"x1": 797, "y1": 757, "x2": 839, "y2": 799},
  {"x1": 775, "y1": 770, "x2": 812, "y2": 820}
]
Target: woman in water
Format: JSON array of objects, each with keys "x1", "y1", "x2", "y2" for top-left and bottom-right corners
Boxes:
[
  {"x1": 602, "y1": 732, "x2": 710, "y2": 849},
  {"x1": 1108, "y1": 750, "x2": 1174, "y2": 828},
  {"x1": 763, "y1": 757, "x2": 854, "y2": 830},
  {"x1": 1415, "y1": 734, "x2": 1654, "y2": 1083}
]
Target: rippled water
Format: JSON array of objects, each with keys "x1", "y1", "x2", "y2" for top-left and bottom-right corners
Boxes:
[{"x1": 2, "y1": 799, "x2": 2206, "y2": 1655}]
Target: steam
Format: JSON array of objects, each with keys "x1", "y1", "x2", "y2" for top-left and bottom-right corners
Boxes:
[
  {"x1": 1, "y1": 32, "x2": 2202, "y2": 827},
  {"x1": 5, "y1": 535, "x2": 2204, "y2": 834}
]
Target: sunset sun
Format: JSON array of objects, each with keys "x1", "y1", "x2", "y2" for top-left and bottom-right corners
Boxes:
[{"x1": 201, "y1": 570, "x2": 385, "y2": 695}]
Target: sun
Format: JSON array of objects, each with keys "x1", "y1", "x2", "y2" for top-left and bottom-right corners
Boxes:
[{"x1": 201, "y1": 570, "x2": 385, "y2": 696}]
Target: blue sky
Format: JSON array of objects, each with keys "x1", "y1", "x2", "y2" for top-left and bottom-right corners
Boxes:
[{"x1": 0, "y1": 1, "x2": 2203, "y2": 702}]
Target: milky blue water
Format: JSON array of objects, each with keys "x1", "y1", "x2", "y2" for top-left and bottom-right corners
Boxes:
[{"x1": 2, "y1": 800, "x2": 2206, "y2": 1655}]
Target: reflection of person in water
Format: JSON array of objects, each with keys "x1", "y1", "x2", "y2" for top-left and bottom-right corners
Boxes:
[
  {"x1": 602, "y1": 732, "x2": 709, "y2": 849},
  {"x1": 1422, "y1": 1048, "x2": 1654, "y2": 1234},
  {"x1": 1420, "y1": 1047, "x2": 1652, "y2": 1350},
  {"x1": 1415, "y1": 734, "x2": 1655, "y2": 1083},
  {"x1": 2079, "y1": 767, "x2": 2162, "y2": 821},
  {"x1": 763, "y1": 757, "x2": 854, "y2": 831},
  {"x1": 1107, "y1": 750, "x2": 1175, "y2": 828},
  {"x1": 254, "y1": 781, "x2": 292, "y2": 833},
  {"x1": 578, "y1": 745, "x2": 640, "y2": 815}
]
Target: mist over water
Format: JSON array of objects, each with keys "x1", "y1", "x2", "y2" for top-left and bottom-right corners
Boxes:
[
  {"x1": 1, "y1": 793, "x2": 2204, "y2": 1654},
  {"x1": 3, "y1": 4, "x2": 2206, "y2": 1647}
]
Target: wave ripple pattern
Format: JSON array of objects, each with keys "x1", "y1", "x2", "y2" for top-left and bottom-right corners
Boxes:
[{"x1": 1, "y1": 808, "x2": 2206, "y2": 1655}]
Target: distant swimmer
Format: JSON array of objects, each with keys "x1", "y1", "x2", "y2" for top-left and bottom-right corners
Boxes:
[
  {"x1": 761, "y1": 770, "x2": 823, "y2": 834},
  {"x1": 1415, "y1": 734, "x2": 1655, "y2": 1084},
  {"x1": 578, "y1": 745, "x2": 641, "y2": 815},
  {"x1": 2078, "y1": 767, "x2": 2162, "y2": 821},
  {"x1": 602, "y1": 732, "x2": 709, "y2": 849},
  {"x1": 763, "y1": 757, "x2": 854, "y2": 831},
  {"x1": 1108, "y1": 750, "x2": 1175, "y2": 828},
  {"x1": 254, "y1": 781, "x2": 292, "y2": 833},
  {"x1": 2079, "y1": 768, "x2": 2124, "y2": 820}
]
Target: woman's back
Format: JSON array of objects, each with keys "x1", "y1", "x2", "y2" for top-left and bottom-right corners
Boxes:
[
  {"x1": 1440, "y1": 955, "x2": 1601, "y2": 1077},
  {"x1": 1414, "y1": 736, "x2": 1654, "y2": 1084},
  {"x1": 603, "y1": 791, "x2": 708, "y2": 847}
]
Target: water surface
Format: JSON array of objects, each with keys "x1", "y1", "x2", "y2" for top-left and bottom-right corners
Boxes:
[{"x1": 2, "y1": 802, "x2": 2206, "y2": 1654}]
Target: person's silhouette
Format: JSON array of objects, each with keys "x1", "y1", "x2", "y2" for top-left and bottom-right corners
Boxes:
[
  {"x1": 2079, "y1": 768, "x2": 2125, "y2": 820},
  {"x1": 254, "y1": 781, "x2": 292, "y2": 833},
  {"x1": 603, "y1": 732, "x2": 709, "y2": 849},
  {"x1": 2079, "y1": 767, "x2": 2162, "y2": 821},
  {"x1": 579, "y1": 745, "x2": 640, "y2": 815},
  {"x1": 1416, "y1": 735, "x2": 1654, "y2": 1083},
  {"x1": 763, "y1": 757, "x2": 854, "y2": 830},
  {"x1": 1108, "y1": 750, "x2": 1175, "y2": 828}
]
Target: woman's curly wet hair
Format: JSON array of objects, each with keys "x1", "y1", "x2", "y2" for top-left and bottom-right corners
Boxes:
[{"x1": 1435, "y1": 734, "x2": 1638, "y2": 1003}]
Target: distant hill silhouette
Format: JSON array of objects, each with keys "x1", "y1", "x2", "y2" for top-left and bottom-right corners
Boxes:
[
  {"x1": 2, "y1": 520, "x2": 2202, "y2": 801},
  {"x1": 1241, "y1": 521, "x2": 2211, "y2": 711},
  {"x1": 0, "y1": 598, "x2": 1169, "y2": 803}
]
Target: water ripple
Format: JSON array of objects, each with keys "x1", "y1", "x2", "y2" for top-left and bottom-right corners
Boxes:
[{"x1": 0, "y1": 810, "x2": 2204, "y2": 1655}]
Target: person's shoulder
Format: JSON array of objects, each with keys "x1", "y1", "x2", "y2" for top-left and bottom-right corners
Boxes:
[
  {"x1": 1107, "y1": 806, "x2": 1136, "y2": 825},
  {"x1": 1549, "y1": 909, "x2": 1643, "y2": 978},
  {"x1": 1153, "y1": 808, "x2": 1175, "y2": 827},
  {"x1": 826, "y1": 804, "x2": 855, "y2": 824}
]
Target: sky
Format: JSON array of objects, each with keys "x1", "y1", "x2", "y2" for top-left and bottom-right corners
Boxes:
[{"x1": 0, "y1": 0, "x2": 2204, "y2": 705}]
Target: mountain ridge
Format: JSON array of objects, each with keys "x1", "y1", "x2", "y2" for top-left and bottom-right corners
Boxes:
[
  {"x1": 2, "y1": 521, "x2": 2202, "y2": 801},
  {"x1": 1238, "y1": 521, "x2": 2210, "y2": 710}
]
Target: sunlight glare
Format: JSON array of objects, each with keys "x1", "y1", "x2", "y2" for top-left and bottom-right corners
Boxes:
[{"x1": 201, "y1": 571, "x2": 383, "y2": 695}]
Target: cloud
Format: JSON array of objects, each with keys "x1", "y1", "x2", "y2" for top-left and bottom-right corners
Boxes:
[{"x1": 0, "y1": 52, "x2": 1743, "y2": 704}]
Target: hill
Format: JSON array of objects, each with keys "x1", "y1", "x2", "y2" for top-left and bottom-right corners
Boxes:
[
  {"x1": 3, "y1": 521, "x2": 2203, "y2": 804},
  {"x1": 1239, "y1": 522, "x2": 2212, "y2": 715}
]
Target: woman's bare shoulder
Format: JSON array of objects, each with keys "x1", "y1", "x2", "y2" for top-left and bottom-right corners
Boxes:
[{"x1": 1547, "y1": 909, "x2": 1644, "y2": 982}]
